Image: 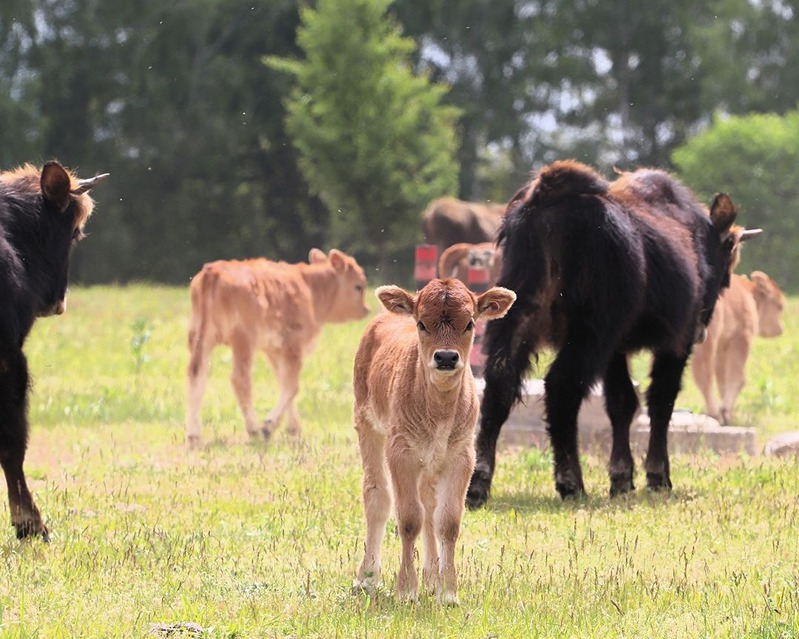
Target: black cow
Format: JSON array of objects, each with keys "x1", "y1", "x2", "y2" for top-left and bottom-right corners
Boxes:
[
  {"x1": 0, "y1": 161, "x2": 107, "y2": 539},
  {"x1": 467, "y1": 160, "x2": 760, "y2": 507}
]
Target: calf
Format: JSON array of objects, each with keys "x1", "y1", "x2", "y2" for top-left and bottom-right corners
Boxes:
[
  {"x1": 692, "y1": 271, "x2": 784, "y2": 424},
  {"x1": 186, "y1": 248, "x2": 369, "y2": 445},
  {"x1": 437, "y1": 241, "x2": 502, "y2": 286},
  {"x1": 0, "y1": 161, "x2": 107, "y2": 539},
  {"x1": 353, "y1": 278, "x2": 515, "y2": 603}
]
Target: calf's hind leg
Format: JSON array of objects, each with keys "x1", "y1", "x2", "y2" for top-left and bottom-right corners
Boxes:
[{"x1": 229, "y1": 334, "x2": 260, "y2": 437}]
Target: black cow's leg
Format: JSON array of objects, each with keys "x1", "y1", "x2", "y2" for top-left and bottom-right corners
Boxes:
[
  {"x1": 645, "y1": 351, "x2": 688, "y2": 491},
  {"x1": 544, "y1": 328, "x2": 615, "y2": 498},
  {"x1": 467, "y1": 315, "x2": 535, "y2": 509},
  {"x1": 0, "y1": 350, "x2": 47, "y2": 540},
  {"x1": 603, "y1": 353, "x2": 639, "y2": 496},
  {"x1": 467, "y1": 368, "x2": 518, "y2": 508}
]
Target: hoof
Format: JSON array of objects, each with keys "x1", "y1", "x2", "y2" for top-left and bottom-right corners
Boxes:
[
  {"x1": 186, "y1": 435, "x2": 202, "y2": 449},
  {"x1": 260, "y1": 421, "x2": 274, "y2": 441},
  {"x1": 352, "y1": 578, "x2": 378, "y2": 597},
  {"x1": 438, "y1": 591, "x2": 459, "y2": 607},
  {"x1": 466, "y1": 467, "x2": 492, "y2": 509},
  {"x1": 609, "y1": 474, "x2": 635, "y2": 497},
  {"x1": 555, "y1": 468, "x2": 585, "y2": 499},
  {"x1": 15, "y1": 520, "x2": 49, "y2": 542},
  {"x1": 646, "y1": 473, "x2": 673, "y2": 492}
]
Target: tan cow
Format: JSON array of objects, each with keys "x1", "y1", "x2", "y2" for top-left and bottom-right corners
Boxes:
[
  {"x1": 437, "y1": 241, "x2": 503, "y2": 286},
  {"x1": 421, "y1": 197, "x2": 505, "y2": 254},
  {"x1": 692, "y1": 271, "x2": 785, "y2": 425},
  {"x1": 186, "y1": 248, "x2": 369, "y2": 446},
  {"x1": 353, "y1": 278, "x2": 516, "y2": 604}
]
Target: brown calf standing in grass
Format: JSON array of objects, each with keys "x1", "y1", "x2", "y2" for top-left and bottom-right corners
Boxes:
[
  {"x1": 352, "y1": 278, "x2": 515, "y2": 604},
  {"x1": 692, "y1": 271, "x2": 785, "y2": 425},
  {"x1": 186, "y1": 248, "x2": 369, "y2": 446}
]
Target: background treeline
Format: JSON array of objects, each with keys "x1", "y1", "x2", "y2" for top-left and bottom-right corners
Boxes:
[{"x1": 2, "y1": 0, "x2": 798, "y2": 288}]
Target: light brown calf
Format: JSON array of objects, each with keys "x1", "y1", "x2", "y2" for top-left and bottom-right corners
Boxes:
[
  {"x1": 692, "y1": 271, "x2": 784, "y2": 424},
  {"x1": 353, "y1": 278, "x2": 515, "y2": 604},
  {"x1": 437, "y1": 242, "x2": 502, "y2": 286},
  {"x1": 186, "y1": 248, "x2": 369, "y2": 445}
]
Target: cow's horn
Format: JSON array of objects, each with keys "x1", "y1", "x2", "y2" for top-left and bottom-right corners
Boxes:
[
  {"x1": 71, "y1": 173, "x2": 110, "y2": 195},
  {"x1": 740, "y1": 228, "x2": 763, "y2": 241}
]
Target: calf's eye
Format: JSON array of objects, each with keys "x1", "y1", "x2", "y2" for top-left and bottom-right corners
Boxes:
[
  {"x1": 417, "y1": 321, "x2": 427, "y2": 332},
  {"x1": 465, "y1": 320, "x2": 474, "y2": 332}
]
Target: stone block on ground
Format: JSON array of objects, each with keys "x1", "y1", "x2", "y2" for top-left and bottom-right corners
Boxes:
[{"x1": 476, "y1": 378, "x2": 757, "y2": 457}]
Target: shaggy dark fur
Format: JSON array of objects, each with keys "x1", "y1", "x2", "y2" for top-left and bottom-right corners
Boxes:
[
  {"x1": 0, "y1": 161, "x2": 106, "y2": 539},
  {"x1": 467, "y1": 160, "x2": 759, "y2": 507}
]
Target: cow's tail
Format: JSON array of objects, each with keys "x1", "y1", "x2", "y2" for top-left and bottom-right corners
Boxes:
[
  {"x1": 484, "y1": 161, "x2": 609, "y2": 407},
  {"x1": 187, "y1": 266, "x2": 214, "y2": 379}
]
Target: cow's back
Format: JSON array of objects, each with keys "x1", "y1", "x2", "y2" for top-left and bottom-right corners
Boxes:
[{"x1": 190, "y1": 259, "x2": 312, "y2": 350}]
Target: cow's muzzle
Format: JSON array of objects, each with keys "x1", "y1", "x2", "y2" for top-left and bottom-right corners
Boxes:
[
  {"x1": 433, "y1": 350, "x2": 460, "y2": 371},
  {"x1": 39, "y1": 299, "x2": 66, "y2": 317}
]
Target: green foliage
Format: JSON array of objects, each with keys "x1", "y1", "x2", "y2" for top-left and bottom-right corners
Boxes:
[
  {"x1": 268, "y1": 0, "x2": 460, "y2": 270},
  {"x1": 672, "y1": 110, "x2": 799, "y2": 292},
  {"x1": 6, "y1": 284, "x2": 799, "y2": 637}
]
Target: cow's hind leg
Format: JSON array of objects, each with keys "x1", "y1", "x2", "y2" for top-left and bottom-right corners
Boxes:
[
  {"x1": 717, "y1": 340, "x2": 749, "y2": 425},
  {"x1": 186, "y1": 338, "x2": 212, "y2": 446},
  {"x1": 645, "y1": 351, "x2": 688, "y2": 491},
  {"x1": 229, "y1": 334, "x2": 261, "y2": 437},
  {"x1": 262, "y1": 351, "x2": 303, "y2": 439},
  {"x1": 354, "y1": 413, "x2": 391, "y2": 596},
  {"x1": 603, "y1": 353, "x2": 639, "y2": 496},
  {"x1": 545, "y1": 333, "x2": 612, "y2": 498},
  {"x1": 0, "y1": 350, "x2": 47, "y2": 540}
]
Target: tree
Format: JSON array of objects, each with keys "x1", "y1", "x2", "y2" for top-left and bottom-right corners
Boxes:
[
  {"x1": 269, "y1": 0, "x2": 460, "y2": 279},
  {"x1": 672, "y1": 110, "x2": 799, "y2": 291}
]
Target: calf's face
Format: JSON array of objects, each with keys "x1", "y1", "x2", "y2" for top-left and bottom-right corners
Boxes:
[
  {"x1": 376, "y1": 278, "x2": 516, "y2": 379},
  {"x1": 751, "y1": 271, "x2": 784, "y2": 338},
  {"x1": 326, "y1": 249, "x2": 370, "y2": 321}
]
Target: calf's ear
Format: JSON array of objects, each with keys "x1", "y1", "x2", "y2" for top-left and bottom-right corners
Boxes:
[
  {"x1": 308, "y1": 248, "x2": 327, "y2": 264},
  {"x1": 376, "y1": 285, "x2": 415, "y2": 315},
  {"x1": 328, "y1": 249, "x2": 346, "y2": 270},
  {"x1": 475, "y1": 287, "x2": 517, "y2": 321},
  {"x1": 41, "y1": 161, "x2": 72, "y2": 213}
]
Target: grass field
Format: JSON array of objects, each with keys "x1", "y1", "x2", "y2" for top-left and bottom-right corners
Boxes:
[{"x1": 2, "y1": 284, "x2": 797, "y2": 638}]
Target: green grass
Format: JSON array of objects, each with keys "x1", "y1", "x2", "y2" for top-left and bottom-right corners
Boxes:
[{"x1": 1, "y1": 285, "x2": 797, "y2": 638}]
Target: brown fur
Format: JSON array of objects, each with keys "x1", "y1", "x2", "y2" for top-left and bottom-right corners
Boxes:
[
  {"x1": 421, "y1": 197, "x2": 506, "y2": 254},
  {"x1": 352, "y1": 278, "x2": 515, "y2": 604},
  {"x1": 186, "y1": 248, "x2": 369, "y2": 445},
  {"x1": 692, "y1": 271, "x2": 784, "y2": 424}
]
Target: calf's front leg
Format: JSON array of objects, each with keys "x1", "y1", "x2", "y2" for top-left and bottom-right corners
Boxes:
[
  {"x1": 354, "y1": 416, "x2": 391, "y2": 595},
  {"x1": 434, "y1": 451, "x2": 474, "y2": 605},
  {"x1": 389, "y1": 451, "x2": 423, "y2": 602}
]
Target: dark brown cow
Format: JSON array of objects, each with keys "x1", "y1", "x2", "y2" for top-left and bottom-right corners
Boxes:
[
  {"x1": 468, "y1": 160, "x2": 760, "y2": 507},
  {"x1": 186, "y1": 248, "x2": 369, "y2": 445},
  {"x1": 692, "y1": 271, "x2": 784, "y2": 424},
  {"x1": 421, "y1": 197, "x2": 505, "y2": 254},
  {"x1": 0, "y1": 161, "x2": 107, "y2": 539}
]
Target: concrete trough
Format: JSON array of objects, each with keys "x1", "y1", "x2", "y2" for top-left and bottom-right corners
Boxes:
[{"x1": 476, "y1": 378, "x2": 758, "y2": 457}]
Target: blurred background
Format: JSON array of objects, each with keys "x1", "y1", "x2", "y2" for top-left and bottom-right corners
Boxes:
[{"x1": 2, "y1": 0, "x2": 798, "y2": 288}]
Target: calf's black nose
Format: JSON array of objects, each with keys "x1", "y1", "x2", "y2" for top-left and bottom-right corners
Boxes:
[{"x1": 434, "y1": 350, "x2": 459, "y2": 370}]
